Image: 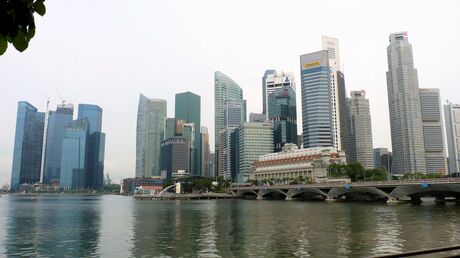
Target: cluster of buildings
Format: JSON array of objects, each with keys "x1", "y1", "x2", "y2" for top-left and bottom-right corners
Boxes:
[
  {"x1": 10, "y1": 101, "x2": 106, "y2": 191},
  {"x1": 133, "y1": 32, "x2": 460, "y2": 186}
]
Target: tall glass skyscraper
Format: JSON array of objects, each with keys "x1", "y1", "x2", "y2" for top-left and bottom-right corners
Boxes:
[
  {"x1": 78, "y1": 104, "x2": 105, "y2": 189},
  {"x1": 175, "y1": 92, "x2": 201, "y2": 176},
  {"x1": 445, "y1": 102, "x2": 460, "y2": 174},
  {"x1": 10, "y1": 102, "x2": 45, "y2": 191},
  {"x1": 60, "y1": 118, "x2": 90, "y2": 189},
  {"x1": 201, "y1": 126, "x2": 211, "y2": 177},
  {"x1": 300, "y1": 50, "x2": 333, "y2": 148},
  {"x1": 214, "y1": 71, "x2": 246, "y2": 174},
  {"x1": 267, "y1": 82, "x2": 297, "y2": 152},
  {"x1": 347, "y1": 91, "x2": 374, "y2": 169},
  {"x1": 136, "y1": 94, "x2": 167, "y2": 178},
  {"x1": 386, "y1": 32, "x2": 426, "y2": 174},
  {"x1": 43, "y1": 103, "x2": 74, "y2": 184}
]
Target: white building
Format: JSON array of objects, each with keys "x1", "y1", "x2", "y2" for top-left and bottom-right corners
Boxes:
[{"x1": 445, "y1": 102, "x2": 460, "y2": 174}]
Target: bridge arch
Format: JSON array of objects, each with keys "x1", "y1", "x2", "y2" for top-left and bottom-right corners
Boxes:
[
  {"x1": 287, "y1": 188, "x2": 328, "y2": 200},
  {"x1": 258, "y1": 189, "x2": 288, "y2": 199},
  {"x1": 390, "y1": 184, "x2": 460, "y2": 199},
  {"x1": 235, "y1": 189, "x2": 258, "y2": 198},
  {"x1": 328, "y1": 186, "x2": 390, "y2": 200}
]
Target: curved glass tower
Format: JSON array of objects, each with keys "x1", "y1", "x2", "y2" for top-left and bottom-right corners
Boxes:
[
  {"x1": 136, "y1": 94, "x2": 167, "y2": 178},
  {"x1": 214, "y1": 71, "x2": 246, "y2": 178}
]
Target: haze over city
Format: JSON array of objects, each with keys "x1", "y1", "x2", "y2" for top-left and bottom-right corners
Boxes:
[{"x1": 1, "y1": 0, "x2": 459, "y2": 186}]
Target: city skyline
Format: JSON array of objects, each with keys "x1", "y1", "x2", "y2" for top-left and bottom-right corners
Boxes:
[{"x1": 1, "y1": 0, "x2": 460, "y2": 185}]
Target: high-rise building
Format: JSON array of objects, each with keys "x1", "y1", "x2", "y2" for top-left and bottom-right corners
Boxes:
[
  {"x1": 43, "y1": 103, "x2": 74, "y2": 184},
  {"x1": 321, "y1": 36, "x2": 348, "y2": 152},
  {"x1": 136, "y1": 94, "x2": 167, "y2": 178},
  {"x1": 262, "y1": 69, "x2": 276, "y2": 116},
  {"x1": 60, "y1": 118, "x2": 90, "y2": 189},
  {"x1": 249, "y1": 113, "x2": 266, "y2": 123},
  {"x1": 214, "y1": 71, "x2": 246, "y2": 176},
  {"x1": 78, "y1": 104, "x2": 105, "y2": 190},
  {"x1": 262, "y1": 70, "x2": 295, "y2": 120},
  {"x1": 347, "y1": 91, "x2": 374, "y2": 169},
  {"x1": 373, "y1": 148, "x2": 392, "y2": 173},
  {"x1": 386, "y1": 32, "x2": 426, "y2": 174},
  {"x1": 218, "y1": 100, "x2": 244, "y2": 180},
  {"x1": 300, "y1": 50, "x2": 333, "y2": 148},
  {"x1": 267, "y1": 82, "x2": 297, "y2": 152},
  {"x1": 235, "y1": 122, "x2": 274, "y2": 183},
  {"x1": 419, "y1": 89, "x2": 447, "y2": 174},
  {"x1": 444, "y1": 102, "x2": 460, "y2": 174},
  {"x1": 10, "y1": 102, "x2": 45, "y2": 191},
  {"x1": 160, "y1": 137, "x2": 190, "y2": 179},
  {"x1": 164, "y1": 118, "x2": 176, "y2": 140},
  {"x1": 175, "y1": 92, "x2": 201, "y2": 176},
  {"x1": 201, "y1": 126, "x2": 211, "y2": 177},
  {"x1": 209, "y1": 152, "x2": 216, "y2": 177}
]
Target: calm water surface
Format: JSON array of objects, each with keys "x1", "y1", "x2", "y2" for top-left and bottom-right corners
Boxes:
[{"x1": 0, "y1": 195, "x2": 459, "y2": 257}]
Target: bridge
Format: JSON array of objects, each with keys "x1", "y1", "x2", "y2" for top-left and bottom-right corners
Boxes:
[{"x1": 230, "y1": 178, "x2": 460, "y2": 203}]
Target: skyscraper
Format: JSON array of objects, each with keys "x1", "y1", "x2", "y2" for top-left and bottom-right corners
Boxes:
[
  {"x1": 136, "y1": 94, "x2": 167, "y2": 178},
  {"x1": 218, "y1": 100, "x2": 244, "y2": 180},
  {"x1": 444, "y1": 102, "x2": 460, "y2": 174},
  {"x1": 78, "y1": 104, "x2": 105, "y2": 189},
  {"x1": 300, "y1": 50, "x2": 333, "y2": 148},
  {"x1": 175, "y1": 92, "x2": 201, "y2": 176},
  {"x1": 347, "y1": 90, "x2": 374, "y2": 169},
  {"x1": 249, "y1": 113, "x2": 266, "y2": 123},
  {"x1": 321, "y1": 36, "x2": 347, "y2": 151},
  {"x1": 43, "y1": 103, "x2": 74, "y2": 184},
  {"x1": 10, "y1": 102, "x2": 45, "y2": 191},
  {"x1": 419, "y1": 89, "x2": 447, "y2": 174},
  {"x1": 60, "y1": 118, "x2": 90, "y2": 189},
  {"x1": 267, "y1": 82, "x2": 297, "y2": 152},
  {"x1": 386, "y1": 32, "x2": 426, "y2": 174},
  {"x1": 201, "y1": 126, "x2": 211, "y2": 177},
  {"x1": 373, "y1": 148, "x2": 392, "y2": 173},
  {"x1": 214, "y1": 71, "x2": 246, "y2": 175},
  {"x1": 164, "y1": 118, "x2": 176, "y2": 140},
  {"x1": 262, "y1": 69, "x2": 276, "y2": 116},
  {"x1": 160, "y1": 137, "x2": 190, "y2": 179},
  {"x1": 262, "y1": 70, "x2": 295, "y2": 120}
]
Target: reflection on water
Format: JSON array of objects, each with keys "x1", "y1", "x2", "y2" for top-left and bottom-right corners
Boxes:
[{"x1": 1, "y1": 196, "x2": 460, "y2": 257}]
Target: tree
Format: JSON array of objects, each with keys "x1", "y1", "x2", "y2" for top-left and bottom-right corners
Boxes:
[{"x1": 0, "y1": 0, "x2": 46, "y2": 55}]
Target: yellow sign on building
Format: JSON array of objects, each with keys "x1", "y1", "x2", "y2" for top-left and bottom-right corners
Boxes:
[{"x1": 303, "y1": 61, "x2": 321, "y2": 69}]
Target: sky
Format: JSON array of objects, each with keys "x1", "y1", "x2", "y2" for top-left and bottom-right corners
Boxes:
[{"x1": 1, "y1": 0, "x2": 459, "y2": 186}]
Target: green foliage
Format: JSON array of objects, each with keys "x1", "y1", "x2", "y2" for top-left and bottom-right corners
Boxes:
[
  {"x1": 103, "y1": 184, "x2": 121, "y2": 192},
  {"x1": 0, "y1": 0, "x2": 46, "y2": 55},
  {"x1": 162, "y1": 176, "x2": 230, "y2": 193},
  {"x1": 328, "y1": 162, "x2": 389, "y2": 182}
]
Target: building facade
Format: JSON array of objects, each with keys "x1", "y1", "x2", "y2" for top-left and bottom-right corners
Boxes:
[
  {"x1": 300, "y1": 50, "x2": 333, "y2": 148},
  {"x1": 201, "y1": 126, "x2": 211, "y2": 177},
  {"x1": 136, "y1": 94, "x2": 167, "y2": 178},
  {"x1": 419, "y1": 89, "x2": 447, "y2": 174},
  {"x1": 43, "y1": 103, "x2": 74, "y2": 184},
  {"x1": 386, "y1": 32, "x2": 426, "y2": 174},
  {"x1": 160, "y1": 137, "x2": 190, "y2": 179},
  {"x1": 60, "y1": 118, "x2": 90, "y2": 189},
  {"x1": 249, "y1": 113, "x2": 266, "y2": 123},
  {"x1": 10, "y1": 102, "x2": 45, "y2": 191},
  {"x1": 262, "y1": 70, "x2": 296, "y2": 120},
  {"x1": 444, "y1": 102, "x2": 460, "y2": 174},
  {"x1": 250, "y1": 144, "x2": 346, "y2": 182},
  {"x1": 214, "y1": 71, "x2": 246, "y2": 177},
  {"x1": 175, "y1": 92, "x2": 201, "y2": 176},
  {"x1": 373, "y1": 148, "x2": 392, "y2": 173},
  {"x1": 235, "y1": 122, "x2": 274, "y2": 183},
  {"x1": 347, "y1": 90, "x2": 374, "y2": 169}
]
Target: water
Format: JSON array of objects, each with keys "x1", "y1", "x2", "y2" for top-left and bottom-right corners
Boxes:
[{"x1": 0, "y1": 195, "x2": 459, "y2": 257}]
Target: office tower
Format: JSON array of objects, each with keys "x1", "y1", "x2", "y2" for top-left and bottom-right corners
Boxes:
[
  {"x1": 201, "y1": 126, "x2": 211, "y2": 177},
  {"x1": 10, "y1": 102, "x2": 45, "y2": 191},
  {"x1": 249, "y1": 113, "x2": 266, "y2": 123},
  {"x1": 160, "y1": 138, "x2": 190, "y2": 179},
  {"x1": 386, "y1": 32, "x2": 426, "y2": 174},
  {"x1": 214, "y1": 71, "x2": 247, "y2": 176},
  {"x1": 218, "y1": 100, "x2": 244, "y2": 180},
  {"x1": 175, "y1": 91, "x2": 201, "y2": 176},
  {"x1": 300, "y1": 50, "x2": 333, "y2": 148},
  {"x1": 444, "y1": 102, "x2": 460, "y2": 174},
  {"x1": 209, "y1": 152, "x2": 215, "y2": 177},
  {"x1": 136, "y1": 94, "x2": 167, "y2": 178},
  {"x1": 164, "y1": 118, "x2": 176, "y2": 140},
  {"x1": 267, "y1": 82, "x2": 297, "y2": 152},
  {"x1": 60, "y1": 118, "x2": 89, "y2": 189},
  {"x1": 78, "y1": 104, "x2": 105, "y2": 189},
  {"x1": 262, "y1": 69, "x2": 276, "y2": 116},
  {"x1": 235, "y1": 122, "x2": 274, "y2": 183},
  {"x1": 322, "y1": 36, "x2": 348, "y2": 152},
  {"x1": 347, "y1": 91, "x2": 374, "y2": 169},
  {"x1": 419, "y1": 89, "x2": 447, "y2": 174},
  {"x1": 297, "y1": 135, "x2": 302, "y2": 149},
  {"x1": 43, "y1": 103, "x2": 74, "y2": 184},
  {"x1": 373, "y1": 148, "x2": 392, "y2": 172}
]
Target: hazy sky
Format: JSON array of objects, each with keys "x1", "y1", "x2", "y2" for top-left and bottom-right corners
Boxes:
[{"x1": 1, "y1": 0, "x2": 459, "y2": 186}]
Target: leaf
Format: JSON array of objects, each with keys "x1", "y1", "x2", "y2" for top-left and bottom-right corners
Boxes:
[
  {"x1": 13, "y1": 30, "x2": 28, "y2": 52},
  {"x1": 0, "y1": 35, "x2": 7, "y2": 55},
  {"x1": 34, "y1": 0, "x2": 46, "y2": 16},
  {"x1": 27, "y1": 26, "x2": 35, "y2": 40}
]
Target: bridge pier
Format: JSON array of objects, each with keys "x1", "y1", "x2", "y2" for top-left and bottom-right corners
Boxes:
[
  {"x1": 387, "y1": 197, "x2": 401, "y2": 203},
  {"x1": 325, "y1": 196, "x2": 338, "y2": 202},
  {"x1": 435, "y1": 196, "x2": 446, "y2": 203},
  {"x1": 285, "y1": 196, "x2": 293, "y2": 201},
  {"x1": 411, "y1": 196, "x2": 422, "y2": 203}
]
